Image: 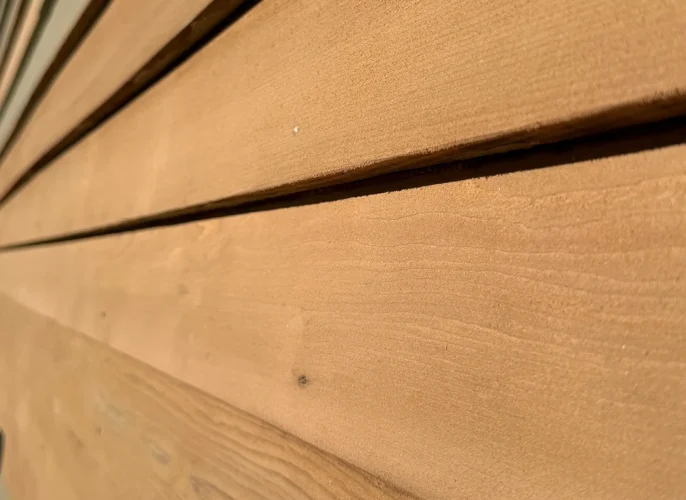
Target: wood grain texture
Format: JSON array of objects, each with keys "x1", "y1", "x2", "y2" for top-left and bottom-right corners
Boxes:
[
  {"x1": 0, "y1": 0, "x2": 43, "y2": 110},
  {"x1": 1, "y1": 0, "x2": 686, "y2": 245},
  {"x1": 0, "y1": 295, "x2": 415, "y2": 500},
  {"x1": 0, "y1": 0, "x2": 244, "y2": 201},
  {"x1": 2, "y1": 141, "x2": 685, "y2": 499}
]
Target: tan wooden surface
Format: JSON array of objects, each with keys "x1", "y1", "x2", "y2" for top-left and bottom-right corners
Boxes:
[
  {"x1": 0, "y1": 0, "x2": 244, "y2": 200},
  {"x1": 2, "y1": 139, "x2": 685, "y2": 499},
  {"x1": 0, "y1": 295, "x2": 415, "y2": 500},
  {"x1": 1, "y1": 0, "x2": 686, "y2": 245},
  {"x1": 0, "y1": 0, "x2": 43, "y2": 110}
]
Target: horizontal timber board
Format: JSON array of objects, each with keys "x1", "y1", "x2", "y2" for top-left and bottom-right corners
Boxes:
[
  {"x1": 0, "y1": 0, "x2": 246, "y2": 201},
  {"x1": 1, "y1": 141, "x2": 685, "y2": 499},
  {"x1": 1, "y1": 0, "x2": 686, "y2": 245},
  {"x1": 0, "y1": 295, "x2": 414, "y2": 500}
]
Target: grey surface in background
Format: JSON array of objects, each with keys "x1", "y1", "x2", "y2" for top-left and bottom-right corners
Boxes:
[{"x1": 0, "y1": 0, "x2": 92, "y2": 150}]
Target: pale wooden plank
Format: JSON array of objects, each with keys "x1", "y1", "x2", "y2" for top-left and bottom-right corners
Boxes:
[
  {"x1": 1, "y1": 0, "x2": 686, "y2": 245},
  {"x1": 0, "y1": 0, "x2": 245, "y2": 199},
  {"x1": 0, "y1": 295, "x2": 415, "y2": 500},
  {"x1": 1, "y1": 140, "x2": 685, "y2": 499},
  {"x1": 0, "y1": 0, "x2": 44, "y2": 110},
  {"x1": 0, "y1": 0, "x2": 98, "y2": 152}
]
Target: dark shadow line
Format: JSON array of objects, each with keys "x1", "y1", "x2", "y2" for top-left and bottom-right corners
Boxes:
[
  {"x1": 2, "y1": 114, "x2": 685, "y2": 251},
  {"x1": 0, "y1": 0, "x2": 261, "y2": 194},
  {"x1": 0, "y1": 77, "x2": 685, "y2": 219},
  {"x1": 0, "y1": 427, "x2": 4, "y2": 475}
]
